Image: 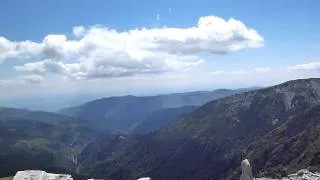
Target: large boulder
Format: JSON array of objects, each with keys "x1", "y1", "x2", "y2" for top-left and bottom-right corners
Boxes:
[
  {"x1": 13, "y1": 170, "x2": 73, "y2": 180},
  {"x1": 137, "y1": 178, "x2": 151, "y2": 180},
  {"x1": 240, "y1": 159, "x2": 254, "y2": 180}
]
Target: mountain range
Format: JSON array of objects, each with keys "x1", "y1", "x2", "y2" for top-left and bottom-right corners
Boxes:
[
  {"x1": 0, "y1": 88, "x2": 253, "y2": 179},
  {"x1": 58, "y1": 88, "x2": 255, "y2": 133},
  {"x1": 1, "y1": 78, "x2": 320, "y2": 180},
  {"x1": 76, "y1": 78, "x2": 320, "y2": 180}
]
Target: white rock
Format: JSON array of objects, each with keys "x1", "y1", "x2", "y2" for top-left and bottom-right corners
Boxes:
[
  {"x1": 137, "y1": 177, "x2": 151, "y2": 180},
  {"x1": 257, "y1": 169, "x2": 320, "y2": 180},
  {"x1": 13, "y1": 170, "x2": 73, "y2": 180},
  {"x1": 240, "y1": 159, "x2": 254, "y2": 180}
]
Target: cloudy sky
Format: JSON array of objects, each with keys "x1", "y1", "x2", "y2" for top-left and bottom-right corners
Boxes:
[{"x1": 0, "y1": 0, "x2": 320, "y2": 99}]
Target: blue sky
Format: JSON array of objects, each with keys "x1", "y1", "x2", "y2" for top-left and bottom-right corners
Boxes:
[{"x1": 0, "y1": 0, "x2": 320, "y2": 102}]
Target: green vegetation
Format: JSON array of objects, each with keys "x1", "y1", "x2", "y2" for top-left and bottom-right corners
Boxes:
[
  {"x1": 58, "y1": 88, "x2": 253, "y2": 133},
  {"x1": 0, "y1": 108, "x2": 101, "y2": 178}
]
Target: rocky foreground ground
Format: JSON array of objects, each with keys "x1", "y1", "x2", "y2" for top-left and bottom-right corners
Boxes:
[
  {"x1": 138, "y1": 169, "x2": 320, "y2": 180},
  {"x1": 256, "y1": 169, "x2": 320, "y2": 180},
  {"x1": 6, "y1": 169, "x2": 320, "y2": 180},
  {"x1": 6, "y1": 160, "x2": 320, "y2": 180}
]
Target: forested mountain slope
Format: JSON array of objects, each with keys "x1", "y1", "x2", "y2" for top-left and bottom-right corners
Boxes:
[
  {"x1": 77, "y1": 78, "x2": 320, "y2": 180},
  {"x1": 59, "y1": 88, "x2": 253, "y2": 132},
  {"x1": 0, "y1": 108, "x2": 101, "y2": 179}
]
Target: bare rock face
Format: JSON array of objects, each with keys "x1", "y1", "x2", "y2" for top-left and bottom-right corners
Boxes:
[{"x1": 240, "y1": 159, "x2": 254, "y2": 180}]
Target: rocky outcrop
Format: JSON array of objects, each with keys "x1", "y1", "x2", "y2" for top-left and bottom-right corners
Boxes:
[
  {"x1": 241, "y1": 159, "x2": 320, "y2": 180},
  {"x1": 135, "y1": 160, "x2": 320, "y2": 180},
  {"x1": 240, "y1": 159, "x2": 254, "y2": 180},
  {"x1": 257, "y1": 169, "x2": 320, "y2": 180},
  {"x1": 282, "y1": 169, "x2": 320, "y2": 180},
  {"x1": 13, "y1": 170, "x2": 73, "y2": 180},
  {"x1": 7, "y1": 161, "x2": 320, "y2": 180}
]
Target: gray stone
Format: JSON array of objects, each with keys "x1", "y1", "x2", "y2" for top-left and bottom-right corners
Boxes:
[
  {"x1": 240, "y1": 159, "x2": 254, "y2": 180},
  {"x1": 13, "y1": 170, "x2": 73, "y2": 180}
]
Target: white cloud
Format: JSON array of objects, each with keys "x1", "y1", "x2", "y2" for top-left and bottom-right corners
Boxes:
[
  {"x1": 73, "y1": 26, "x2": 86, "y2": 38},
  {"x1": 0, "y1": 37, "x2": 17, "y2": 63},
  {"x1": 15, "y1": 56, "x2": 202, "y2": 80},
  {"x1": 3, "y1": 15, "x2": 263, "y2": 80},
  {"x1": 0, "y1": 37, "x2": 42, "y2": 63},
  {"x1": 287, "y1": 62, "x2": 320, "y2": 71},
  {"x1": 15, "y1": 59, "x2": 67, "y2": 74},
  {"x1": 15, "y1": 61, "x2": 46, "y2": 73}
]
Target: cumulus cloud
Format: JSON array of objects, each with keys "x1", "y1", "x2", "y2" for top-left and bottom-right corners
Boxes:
[
  {"x1": 15, "y1": 59, "x2": 67, "y2": 74},
  {"x1": 287, "y1": 62, "x2": 320, "y2": 71},
  {"x1": 0, "y1": 37, "x2": 42, "y2": 63},
  {"x1": 73, "y1": 26, "x2": 86, "y2": 38},
  {"x1": 0, "y1": 37, "x2": 16, "y2": 63},
  {"x1": 3, "y1": 15, "x2": 263, "y2": 80}
]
